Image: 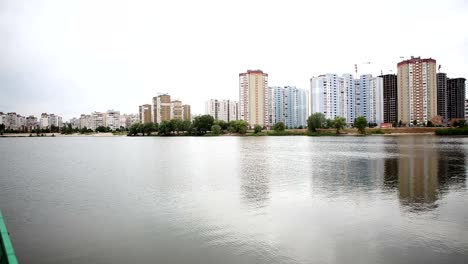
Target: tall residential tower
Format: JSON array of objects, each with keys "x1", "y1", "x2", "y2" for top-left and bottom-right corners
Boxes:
[{"x1": 239, "y1": 70, "x2": 269, "y2": 126}]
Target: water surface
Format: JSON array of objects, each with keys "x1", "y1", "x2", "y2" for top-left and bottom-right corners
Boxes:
[{"x1": 1, "y1": 136, "x2": 467, "y2": 264}]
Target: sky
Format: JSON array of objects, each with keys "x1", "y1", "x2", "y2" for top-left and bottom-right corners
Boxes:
[{"x1": 1, "y1": 0, "x2": 467, "y2": 120}]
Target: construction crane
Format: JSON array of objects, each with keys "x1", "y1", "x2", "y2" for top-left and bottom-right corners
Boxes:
[{"x1": 355, "y1": 61, "x2": 371, "y2": 77}]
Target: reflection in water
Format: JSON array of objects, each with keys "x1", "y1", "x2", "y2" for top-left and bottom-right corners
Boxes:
[
  {"x1": 239, "y1": 139, "x2": 271, "y2": 208},
  {"x1": 384, "y1": 137, "x2": 467, "y2": 210}
]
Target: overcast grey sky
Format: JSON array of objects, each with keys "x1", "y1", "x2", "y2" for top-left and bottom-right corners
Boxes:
[{"x1": 1, "y1": 0, "x2": 467, "y2": 119}]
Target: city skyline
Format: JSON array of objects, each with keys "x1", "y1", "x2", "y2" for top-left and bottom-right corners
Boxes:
[{"x1": 1, "y1": 0, "x2": 467, "y2": 120}]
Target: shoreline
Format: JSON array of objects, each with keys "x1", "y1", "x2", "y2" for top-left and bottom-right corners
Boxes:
[{"x1": 0, "y1": 132, "x2": 446, "y2": 138}]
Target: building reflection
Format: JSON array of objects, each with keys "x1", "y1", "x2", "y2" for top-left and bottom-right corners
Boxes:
[
  {"x1": 238, "y1": 139, "x2": 271, "y2": 209},
  {"x1": 384, "y1": 137, "x2": 466, "y2": 210}
]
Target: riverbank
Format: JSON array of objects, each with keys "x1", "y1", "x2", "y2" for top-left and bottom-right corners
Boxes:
[{"x1": 0, "y1": 127, "x2": 455, "y2": 137}]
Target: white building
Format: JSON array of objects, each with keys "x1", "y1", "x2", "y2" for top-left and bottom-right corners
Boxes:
[
  {"x1": 310, "y1": 73, "x2": 383, "y2": 125},
  {"x1": 119, "y1": 114, "x2": 139, "y2": 129},
  {"x1": 465, "y1": 99, "x2": 468, "y2": 120},
  {"x1": 40, "y1": 113, "x2": 49, "y2": 128},
  {"x1": 90, "y1": 112, "x2": 105, "y2": 130},
  {"x1": 311, "y1": 74, "x2": 342, "y2": 120},
  {"x1": 205, "y1": 99, "x2": 239, "y2": 122},
  {"x1": 269, "y1": 86, "x2": 308, "y2": 128},
  {"x1": 106, "y1": 110, "x2": 121, "y2": 130}
]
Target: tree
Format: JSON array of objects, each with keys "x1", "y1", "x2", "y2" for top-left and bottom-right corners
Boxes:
[
  {"x1": 211, "y1": 124, "x2": 221, "y2": 135},
  {"x1": 398, "y1": 120, "x2": 403, "y2": 127},
  {"x1": 170, "y1": 119, "x2": 183, "y2": 134},
  {"x1": 308, "y1": 113, "x2": 326, "y2": 132},
  {"x1": 254, "y1": 124, "x2": 262, "y2": 134},
  {"x1": 158, "y1": 121, "x2": 173, "y2": 136},
  {"x1": 96, "y1": 126, "x2": 108, "y2": 133},
  {"x1": 412, "y1": 119, "x2": 418, "y2": 126},
  {"x1": 354, "y1": 116, "x2": 367, "y2": 134},
  {"x1": 332, "y1": 116, "x2": 346, "y2": 134},
  {"x1": 228, "y1": 120, "x2": 249, "y2": 134},
  {"x1": 129, "y1": 123, "x2": 141, "y2": 136},
  {"x1": 426, "y1": 120, "x2": 434, "y2": 127},
  {"x1": 192, "y1": 115, "x2": 214, "y2": 134},
  {"x1": 452, "y1": 119, "x2": 466, "y2": 128},
  {"x1": 273, "y1": 122, "x2": 285, "y2": 132},
  {"x1": 180, "y1": 120, "x2": 192, "y2": 133},
  {"x1": 0, "y1": 123, "x2": 4, "y2": 135},
  {"x1": 214, "y1": 120, "x2": 228, "y2": 131},
  {"x1": 143, "y1": 122, "x2": 157, "y2": 136}
]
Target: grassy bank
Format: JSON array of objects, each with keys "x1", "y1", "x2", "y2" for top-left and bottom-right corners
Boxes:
[{"x1": 435, "y1": 128, "x2": 468, "y2": 135}]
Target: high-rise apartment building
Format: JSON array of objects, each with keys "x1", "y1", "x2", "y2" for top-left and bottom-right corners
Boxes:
[
  {"x1": 152, "y1": 94, "x2": 171, "y2": 124},
  {"x1": 205, "y1": 99, "x2": 238, "y2": 122},
  {"x1": 437, "y1": 73, "x2": 448, "y2": 120},
  {"x1": 171, "y1": 100, "x2": 183, "y2": 120},
  {"x1": 239, "y1": 70, "x2": 269, "y2": 126},
  {"x1": 139, "y1": 104, "x2": 152, "y2": 124},
  {"x1": 182, "y1": 105, "x2": 191, "y2": 121},
  {"x1": 465, "y1": 99, "x2": 468, "y2": 120},
  {"x1": 397, "y1": 56, "x2": 437, "y2": 124},
  {"x1": 269, "y1": 86, "x2": 308, "y2": 128},
  {"x1": 446, "y1": 78, "x2": 466, "y2": 120},
  {"x1": 310, "y1": 74, "x2": 341, "y2": 120},
  {"x1": 380, "y1": 74, "x2": 398, "y2": 124},
  {"x1": 106, "y1": 110, "x2": 121, "y2": 130},
  {"x1": 311, "y1": 73, "x2": 382, "y2": 124}
]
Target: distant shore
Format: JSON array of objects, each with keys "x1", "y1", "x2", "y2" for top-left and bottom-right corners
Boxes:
[{"x1": 0, "y1": 127, "x2": 449, "y2": 137}]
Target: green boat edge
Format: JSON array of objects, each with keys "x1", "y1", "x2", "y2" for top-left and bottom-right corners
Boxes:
[{"x1": 0, "y1": 210, "x2": 18, "y2": 264}]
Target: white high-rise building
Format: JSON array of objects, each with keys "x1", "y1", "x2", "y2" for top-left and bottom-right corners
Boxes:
[
  {"x1": 310, "y1": 74, "x2": 342, "y2": 120},
  {"x1": 311, "y1": 73, "x2": 383, "y2": 125},
  {"x1": 106, "y1": 110, "x2": 121, "y2": 130},
  {"x1": 40, "y1": 113, "x2": 49, "y2": 128},
  {"x1": 205, "y1": 99, "x2": 239, "y2": 122},
  {"x1": 268, "y1": 86, "x2": 309, "y2": 128},
  {"x1": 239, "y1": 70, "x2": 269, "y2": 126},
  {"x1": 465, "y1": 99, "x2": 468, "y2": 120}
]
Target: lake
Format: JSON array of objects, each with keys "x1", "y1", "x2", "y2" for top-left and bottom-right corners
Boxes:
[{"x1": 1, "y1": 136, "x2": 467, "y2": 264}]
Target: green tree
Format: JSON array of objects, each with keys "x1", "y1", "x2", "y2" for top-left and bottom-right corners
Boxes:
[
  {"x1": 211, "y1": 124, "x2": 221, "y2": 135},
  {"x1": 0, "y1": 123, "x2": 5, "y2": 135},
  {"x1": 142, "y1": 122, "x2": 157, "y2": 136},
  {"x1": 426, "y1": 121, "x2": 434, "y2": 127},
  {"x1": 96, "y1": 126, "x2": 108, "y2": 133},
  {"x1": 180, "y1": 120, "x2": 192, "y2": 133},
  {"x1": 129, "y1": 123, "x2": 141, "y2": 136},
  {"x1": 192, "y1": 115, "x2": 214, "y2": 135},
  {"x1": 158, "y1": 121, "x2": 173, "y2": 136},
  {"x1": 273, "y1": 122, "x2": 285, "y2": 132},
  {"x1": 214, "y1": 120, "x2": 228, "y2": 131},
  {"x1": 228, "y1": 120, "x2": 248, "y2": 134},
  {"x1": 254, "y1": 124, "x2": 262, "y2": 134},
  {"x1": 332, "y1": 116, "x2": 346, "y2": 134},
  {"x1": 412, "y1": 119, "x2": 418, "y2": 126},
  {"x1": 170, "y1": 119, "x2": 183, "y2": 135},
  {"x1": 354, "y1": 116, "x2": 367, "y2": 134},
  {"x1": 308, "y1": 113, "x2": 326, "y2": 132}
]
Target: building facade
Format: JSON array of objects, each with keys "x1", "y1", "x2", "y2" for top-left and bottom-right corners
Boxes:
[
  {"x1": 437, "y1": 73, "x2": 448, "y2": 120},
  {"x1": 139, "y1": 104, "x2": 152, "y2": 124},
  {"x1": 381, "y1": 74, "x2": 398, "y2": 124},
  {"x1": 152, "y1": 94, "x2": 171, "y2": 124},
  {"x1": 239, "y1": 70, "x2": 269, "y2": 126},
  {"x1": 106, "y1": 110, "x2": 121, "y2": 130},
  {"x1": 171, "y1": 100, "x2": 183, "y2": 120},
  {"x1": 182, "y1": 105, "x2": 191, "y2": 121},
  {"x1": 446, "y1": 78, "x2": 466, "y2": 120},
  {"x1": 205, "y1": 99, "x2": 238, "y2": 122},
  {"x1": 397, "y1": 56, "x2": 437, "y2": 124},
  {"x1": 310, "y1": 73, "x2": 382, "y2": 125},
  {"x1": 268, "y1": 86, "x2": 308, "y2": 128}
]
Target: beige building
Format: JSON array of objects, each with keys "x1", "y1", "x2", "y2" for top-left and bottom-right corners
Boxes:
[
  {"x1": 139, "y1": 104, "x2": 152, "y2": 124},
  {"x1": 239, "y1": 70, "x2": 269, "y2": 126},
  {"x1": 182, "y1": 105, "x2": 191, "y2": 121},
  {"x1": 397, "y1": 56, "x2": 437, "y2": 124},
  {"x1": 171, "y1": 100, "x2": 183, "y2": 120},
  {"x1": 152, "y1": 94, "x2": 171, "y2": 124}
]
